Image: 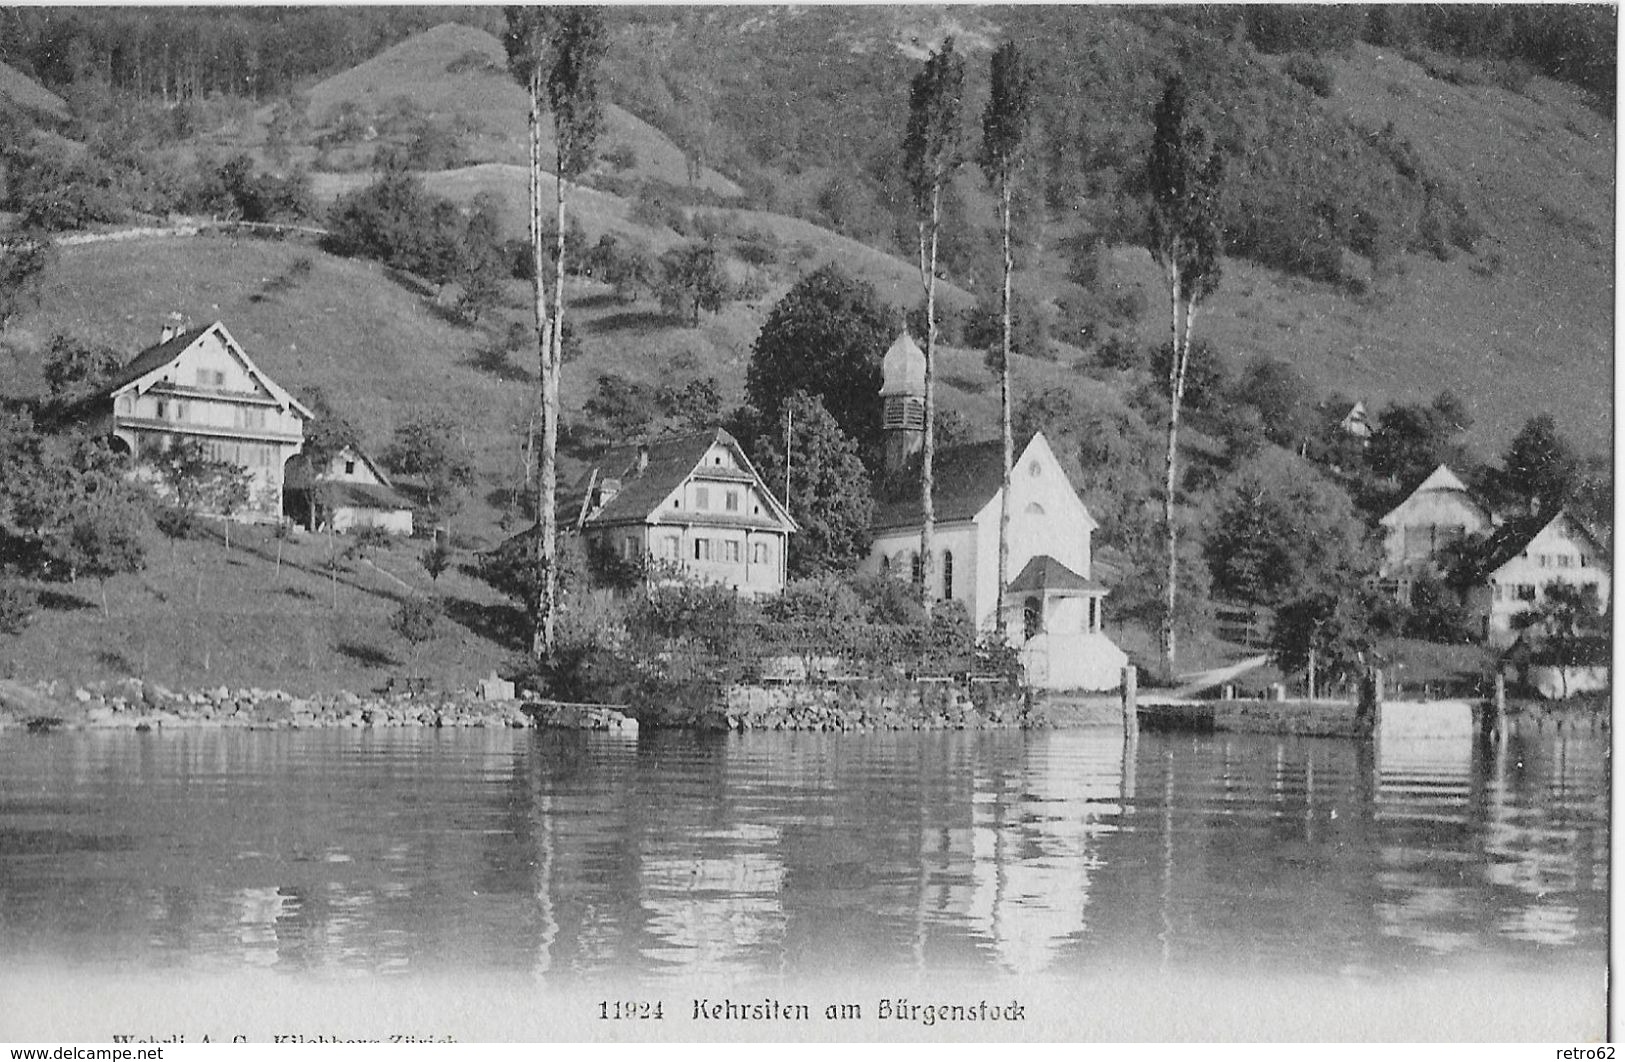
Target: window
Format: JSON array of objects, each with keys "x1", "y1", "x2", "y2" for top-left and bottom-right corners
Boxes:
[
  {"x1": 695, "y1": 486, "x2": 710, "y2": 510},
  {"x1": 155, "y1": 400, "x2": 167, "y2": 419},
  {"x1": 753, "y1": 542, "x2": 768, "y2": 565},
  {"x1": 1515, "y1": 584, "x2": 1537, "y2": 602},
  {"x1": 1025, "y1": 502, "x2": 1046, "y2": 516},
  {"x1": 725, "y1": 491, "x2": 740, "y2": 512},
  {"x1": 659, "y1": 536, "x2": 679, "y2": 560},
  {"x1": 910, "y1": 552, "x2": 922, "y2": 585},
  {"x1": 942, "y1": 550, "x2": 954, "y2": 599},
  {"x1": 238, "y1": 407, "x2": 266, "y2": 431},
  {"x1": 1028, "y1": 461, "x2": 1042, "y2": 478},
  {"x1": 344, "y1": 460, "x2": 357, "y2": 475},
  {"x1": 1557, "y1": 554, "x2": 1572, "y2": 568},
  {"x1": 724, "y1": 540, "x2": 741, "y2": 563},
  {"x1": 622, "y1": 537, "x2": 638, "y2": 559},
  {"x1": 1493, "y1": 585, "x2": 1503, "y2": 602},
  {"x1": 1538, "y1": 554, "x2": 1551, "y2": 568},
  {"x1": 1023, "y1": 597, "x2": 1042, "y2": 639},
  {"x1": 694, "y1": 538, "x2": 712, "y2": 561},
  {"x1": 880, "y1": 554, "x2": 891, "y2": 576},
  {"x1": 1580, "y1": 554, "x2": 1590, "y2": 568}
]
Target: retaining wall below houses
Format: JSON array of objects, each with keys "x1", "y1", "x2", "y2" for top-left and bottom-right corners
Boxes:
[{"x1": 718, "y1": 681, "x2": 1031, "y2": 731}]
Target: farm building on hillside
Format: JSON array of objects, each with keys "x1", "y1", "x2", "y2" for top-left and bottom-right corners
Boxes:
[
  {"x1": 1462, "y1": 510, "x2": 1609, "y2": 645},
  {"x1": 1377, "y1": 464, "x2": 1496, "y2": 602},
  {"x1": 73, "y1": 319, "x2": 310, "y2": 522},
  {"x1": 286, "y1": 445, "x2": 415, "y2": 535},
  {"x1": 862, "y1": 333, "x2": 1128, "y2": 691},
  {"x1": 565, "y1": 429, "x2": 797, "y2": 597}
]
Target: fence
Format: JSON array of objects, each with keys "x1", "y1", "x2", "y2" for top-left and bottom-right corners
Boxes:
[{"x1": 1213, "y1": 601, "x2": 1272, "y2": 648}]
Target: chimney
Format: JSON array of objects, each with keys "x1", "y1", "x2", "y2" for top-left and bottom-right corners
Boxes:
[{"x1": 158, "y1": 311, "x2": 187, "y2": 344}]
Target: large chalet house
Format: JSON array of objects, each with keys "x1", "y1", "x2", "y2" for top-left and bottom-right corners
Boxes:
[
  {"x1": 861, "y1": 333, "x2": 1128, "y2": 691},
  {"x1": 566, "y1": 429, "x2": 797, "y2": 596},
  {"x1": 1463, "y1": 510, "x2": 1609, "y2": 645},
  {"x1": 76, "y1": 320, "x2": 311, "y2": 522},
  {"x1": 1377, "y1": 464, "x2": 1495, "y2": 602}
]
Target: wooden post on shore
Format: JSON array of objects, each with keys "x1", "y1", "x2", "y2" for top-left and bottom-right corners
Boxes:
[
  {"x1": 1490, "y1": 672, "x2": 1508, "y2": 743},
  {"x1": 1121, "y1": 665, "x2": 1138, "y2": 738}
]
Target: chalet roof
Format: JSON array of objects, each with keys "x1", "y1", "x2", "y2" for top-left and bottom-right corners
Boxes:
[
  {"x1": 1379, "y1": 463, "x2": 1488, "y2": 526},
  {"x1": 1469, "y1": 510, "x2": 1606, "y2": 579},
  {"x1": 565, "y1": 429, "x2": 796, "y2": 531},
  {"x1": 1005, "y1": 555, "x2": 1107, "y2": 596},
  {"x1": 102, "y1": 324, "x2": 214, "y2": 396}
]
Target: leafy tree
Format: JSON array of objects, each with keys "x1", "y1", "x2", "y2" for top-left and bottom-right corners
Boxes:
[
  {"x1": 1492, "y1": 413, "x2": 1580, "y2": 519},
  {"x1": 1149, "y1": 337, "x2": 1228, "y2": 414},
  {"x1": 1366, "y1": 391, "x2": 1475, "y2": 501},
  {"x1": 392, "y1": 595, "x2": 441, "y2": 644},
  {"x1": 744, "y1": 264, "x2": 898, "y2": 460},
  {"x1": 42, "y1": 334, "x2": 123, "y2": 402},
  {"x1": 383, "y1": 410, "x2": 476, "y2": 528},
  {"x1": 291, "y1": 387, "x2": 362, "y2": 531},
  {"x1": 751, "y1": 392, "x2": 875, "y2": 579},
  {"x1": 656, "y1": 239, "x2": 729, "y2": 326},
  {"x1": 582, "y1": 372, "x2": 658, "y2": 440},
  {"x1": 1510, "y1": 581, "x2": 1606, "y2": 700},
  {"x1": 1145, "y1": 73, "x2": 1226, "y2": 677},
  {"x1": 1270, "y1": 583, "x2": 1385, "y2": 696},
  {"x1": 420, "y1": 540, "x2": 451, "y2": 582},
  {"x1": 1233, "y1": 355, "x2": 1312, "y2": 451},
  {"x1": 505, "y1": 5, "x2": 609, "y2": 660},
  {"x1": 979, "y1": 39, "x2": 1035, "y2": 637},
  {"x1": 902, "y1": 37, "x2": 966, "y2": 617},
  {"x1": 656, "y1": 377, "x2": 722, "y2": 433},
  {"x1": 55, "y1": 492, "x2": 148, "y2": 614},
  {"x1": 157, "y1": 439, "x2": 253, "y2": 548},
  {"x1": 1405, "y1": 570, "x2": 1472, "y2": 644},
  {"x1": 0, "y1": 578, "x2": 37, "y2": 635},
  {"x1": 0, "y1": 229, "x2": 54, "y2": 327},
  {"x1": 1205, "y1": 449, "x2": 1373, "y2": 609}
]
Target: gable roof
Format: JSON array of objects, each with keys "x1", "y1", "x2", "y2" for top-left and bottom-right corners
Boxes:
[
  {"x1": 1006, "y1": 555, "x2": 1107, "y2": 596},
  {"x1": 336, "y1": 446, "x2": 395, "y2": 489},
  {"x1": 567, "y1": 429, "x2": 796, "y2": 531},
  {"x1": 1470, "y1": 509, "x2": 1607, "y2": 579},
  {"x1": 103, "y1": 321, "x2": 315, "y2": 420},
  {"x1": 1379, "y1": 463, "x2": 1490, "y2": 527},
  {"x1": 103, "y1": 324, "x2": 214, "y2": 395},
  {"x1": 872, "y1": 432, "x2": 1089, "y2": 532}
]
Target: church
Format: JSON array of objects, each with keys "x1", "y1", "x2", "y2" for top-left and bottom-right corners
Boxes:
[{"x1": 860, "y1": 334, "x2": 1129, "y2": 691}]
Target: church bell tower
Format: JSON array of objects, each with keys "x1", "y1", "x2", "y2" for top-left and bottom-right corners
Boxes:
[{"x1": 879, "y1": 331, "x2": 926, "y2": 476}]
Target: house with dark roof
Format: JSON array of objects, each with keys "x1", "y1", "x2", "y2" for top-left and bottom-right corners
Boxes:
[
  {"x1": 566, "y1": 429, "x2": 797, "y2": 597},
  {"x1": 286, "y1": 446, "x2": 414, "y2": 536},
  {"x1": 862, "y1": 333, "x2": 1127, "y2": 690},
  {"x1": 1377, "y1": 464, "x2": 1495, "y2": 602},
  {"x1": 76, "y1": 319, "x2": 311, "y2": 522},
  {"x1": 1462, "y1": 509, "x2": 1609, "y2": 645}
]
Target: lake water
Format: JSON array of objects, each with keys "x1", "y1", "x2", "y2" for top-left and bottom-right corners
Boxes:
[{"x1": 0, "y1": 726, "x2": 1607, "y2": 1039}]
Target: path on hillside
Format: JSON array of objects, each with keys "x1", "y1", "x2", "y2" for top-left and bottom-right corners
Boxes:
[{"x1": 1170, "y1": 655, "x2": 1270, "y2": 699}]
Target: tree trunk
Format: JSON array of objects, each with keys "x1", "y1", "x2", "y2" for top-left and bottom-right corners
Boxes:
[
  {"x1": 529, "y1": 70, "x2": 558, "y2": 662},
  {"x1": 996, "y1": 175, "x2": 1014, "y2": 640},
  {"x1": 1160, "y1": 262, "x2": 1184, "y2": 680},
  {"x1": 919, "y1": 187, "x2": 942, "y2": 619}
]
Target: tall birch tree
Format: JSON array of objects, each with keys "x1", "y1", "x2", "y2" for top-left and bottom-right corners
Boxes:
[
  {"x1": 1145, "y1": 75, "x2": 1225, "y2": 677},
  {"x1": 902, "y1": 38, "x2": 965, "y2": 618},
  {"x1": 978, "y1": 41, "x2": 1034, "y2": 640},
  {"x1": 504, "y1": 6, "x2": 608, "y2": 660}
]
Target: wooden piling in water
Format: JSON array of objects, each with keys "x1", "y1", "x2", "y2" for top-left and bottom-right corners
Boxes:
[{"x1": 1121, "y1": 666, "x2": 1138, "y2": 737}]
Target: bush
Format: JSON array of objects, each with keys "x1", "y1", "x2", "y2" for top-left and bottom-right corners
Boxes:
[
  {"x1": 847, "y1": 574, "x2": 925, "y2": 626},
  {"x1": 391, "y1": 595, "x2": 441, "y2": 644},
  {"x1": 1284, "y1": 54, "x2": 1336, "y2": 97},
  {"x1": 0, "y1": 580, "x2": 37, "y2": 635},
  {"x1": 154, "y1": 505, "x2": 196, "y2": 540}
]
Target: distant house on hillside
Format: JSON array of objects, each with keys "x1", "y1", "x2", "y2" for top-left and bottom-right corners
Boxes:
[
  {"x1": 75, "y1": 319, "x2": 311, "y2": 522},
  {"x1": 1462, "y1": 510, "x2": 1609, "y2": 645},
  {"x1": 287, "y1": 445, "x2": 414, "y2": 536},
  {"x1": 861, "y1": 333, "x2": 1128, "y2": 691},
  {"x1": 566, "y1": 429, "x2": 797, "y2": 597},
  {"x1": 1339, "y1": 401, "x2": 1372, "y2": 441},
  {"x1": 1377, "y1": 464, "x2": 1495, "y2": 601}
]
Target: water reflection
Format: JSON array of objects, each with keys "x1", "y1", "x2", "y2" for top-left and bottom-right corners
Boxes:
[{"x1": 0, "y1": 725, "x2": 1606, "y2": 982}]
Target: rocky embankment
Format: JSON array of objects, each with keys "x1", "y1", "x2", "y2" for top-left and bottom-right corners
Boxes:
[{"x1": 0, "y1": 678, "x2": 635, "y2": 733}]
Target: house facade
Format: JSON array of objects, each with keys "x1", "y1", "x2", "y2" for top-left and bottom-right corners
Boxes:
[
  {"x1": 1464, "y1": 510, "x2": 1609, "y2": 645},
  {"x1": 302, "y1": 446, "x2": 415, "y2": 535},
  {"x1": 862, "y1": 334, "x2": 1127, "y2": 690},
  {"x1": 85, "y1": 321, "x2": 311, "y2": 522},
  {"x1": 569, "y1": 429, "x2": 797, "y2": 596},
  {"x1": 1377, "y1": 464, "x2": 1494, "y2": 600}
]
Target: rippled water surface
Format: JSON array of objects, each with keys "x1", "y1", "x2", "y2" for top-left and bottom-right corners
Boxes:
[{"x1": 0, "y1": 727, "x2": 1607, "y2": 982}]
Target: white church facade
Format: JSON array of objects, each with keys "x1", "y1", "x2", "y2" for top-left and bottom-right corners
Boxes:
[{"x1": 861, "y1": 333, "x2": 1128, "y2": 691}]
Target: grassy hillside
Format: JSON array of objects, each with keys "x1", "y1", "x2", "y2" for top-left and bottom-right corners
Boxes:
[
  {"x1": 296, "y1": 22, "x2": 740, "y2": 197},
  {"x1": 0, "y1": 57, "x2": 67, "y2": 122},
  {"x1": 0, "y1": 520, "x2": 517, "y2": 695}
]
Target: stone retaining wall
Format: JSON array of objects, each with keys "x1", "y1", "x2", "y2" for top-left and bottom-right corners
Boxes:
[{"x1": 719, "y1": 681, "x2": 1032, "y2": 732}]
